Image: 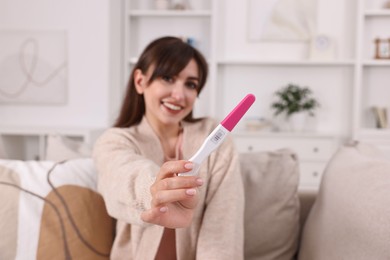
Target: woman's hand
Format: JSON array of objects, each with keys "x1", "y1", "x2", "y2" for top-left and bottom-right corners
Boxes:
[{"x1": 141, "y1": 160, "x2": 203, "y2": 228}]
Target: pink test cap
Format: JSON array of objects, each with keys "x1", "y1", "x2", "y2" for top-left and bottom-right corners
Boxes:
[{"x1": 221, "y1": 94, "x2": 256, "y2": 131}]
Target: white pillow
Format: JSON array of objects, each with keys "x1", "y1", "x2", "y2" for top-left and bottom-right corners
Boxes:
[
  {"x1": 44, "y1": 134, "x2": 92, "y2": 162},
  {"x1": 0, "y1": 158, "x2": 114, "y2": 259}
]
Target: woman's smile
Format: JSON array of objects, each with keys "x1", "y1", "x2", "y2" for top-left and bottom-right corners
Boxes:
[{"x1": 161, "y1": 100, "x2": 184, "y2": 112}]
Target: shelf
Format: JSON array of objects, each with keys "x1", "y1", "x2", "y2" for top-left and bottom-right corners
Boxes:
[
  {"x1": 0, "y1": 125, "x2": 103, "y2": 136},
  {"x1": 364, "y1": 10, "x2": 390, "y2": 17},
  {"x1": 128, "y1": 57, "x2": 212, "y2": 65},
  {"x1": 217, "y1": 59, "x2": 355, "y2": 66},
  {"x1": 233, "y1": 131, "x2": 339, "y2": 139},
  {"x1": 362, "y1": 60, "x2": 390, "y2": 66},
  {"x1": 0, "y1": 126, "x2": 104, "y2": 160},
  {"x1": 358, "y1": 128, "x2": 390, "y2": 138},
  {"x1": 128, "y1": 10, "x2": 212, "y2": 17}
]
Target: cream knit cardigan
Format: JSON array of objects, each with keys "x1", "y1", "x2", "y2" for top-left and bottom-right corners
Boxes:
[{"x1": 93, "y1": 117, "x2": 244, "y2": 260}]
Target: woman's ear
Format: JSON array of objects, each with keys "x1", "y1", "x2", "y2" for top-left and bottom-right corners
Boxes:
[{"x1": 134, "y1": 69, "x2": 146, "y2": 94}]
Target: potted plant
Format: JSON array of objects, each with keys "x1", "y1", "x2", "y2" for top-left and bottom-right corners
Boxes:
[{"x1": 271, "y1": 83, "x2": 320, "y2": 131}]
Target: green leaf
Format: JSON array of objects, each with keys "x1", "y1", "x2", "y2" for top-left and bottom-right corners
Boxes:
[{"x1": 270, "y1": 83, "x2": 320, "y2": 118}]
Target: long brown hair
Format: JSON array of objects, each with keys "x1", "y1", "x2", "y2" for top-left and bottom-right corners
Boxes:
[{"x1": 114, "y1": 36, "x2": 208, "y2": 127}]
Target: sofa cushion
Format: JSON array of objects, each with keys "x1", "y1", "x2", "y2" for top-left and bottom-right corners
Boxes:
[
  {"x1": 44, "y1": 134, "x2": 92, "y2": 162},
  {"x1": 0, "y1": 158, "x2": 115, "y2": 259},
  {"x1": 299, "y1": 142, "x2": 390, "y2": 259},
  {"x1": 240, "y1": 149, "x2": 300, "y2": 260}
]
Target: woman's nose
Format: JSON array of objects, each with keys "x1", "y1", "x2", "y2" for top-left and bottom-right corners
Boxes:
[{"x1": 171, "y1": 83, "x2": 185, "y2": 100}]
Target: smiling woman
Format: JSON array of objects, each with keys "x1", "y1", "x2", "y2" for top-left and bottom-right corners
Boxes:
[
  {"x1": 115, "y1": 36, "x2": 208, "y2": 129},
  {"x1": 92, "y1": 36, "x2": 245, "y2": 260},
  {"x1": 133, "y1": 58, "x2": 200, "y2": 132}
]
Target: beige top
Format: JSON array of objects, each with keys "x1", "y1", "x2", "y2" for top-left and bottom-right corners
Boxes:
[{"x1": 92, "y1": 117, "x2": 244, "y2": 260}]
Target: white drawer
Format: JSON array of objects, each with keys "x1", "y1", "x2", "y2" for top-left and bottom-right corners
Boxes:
[
  {"x1": 234, "y1": 136, "x2": 336, "y2": 161},
  {"x1": 299, "y1": 162, "x2": 327, "y2": 187}
]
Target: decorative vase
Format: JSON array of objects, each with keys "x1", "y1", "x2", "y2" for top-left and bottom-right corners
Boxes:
[{"x1": 288, "y1": 112, "x2": 307, "y2": 132}]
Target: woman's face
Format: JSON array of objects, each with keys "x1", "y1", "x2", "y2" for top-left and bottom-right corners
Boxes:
[{"x1": 134, "y1": 58, "x2": 199, "y2": 131}]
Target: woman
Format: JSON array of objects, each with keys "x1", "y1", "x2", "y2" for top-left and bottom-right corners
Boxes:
[{"x1": 93, "y1": 36, "x2": 244, "y2": 259}]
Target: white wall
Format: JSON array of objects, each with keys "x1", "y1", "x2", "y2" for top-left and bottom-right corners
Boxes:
[
  {"x1": 0, "y1": 0, "x2": 121, "y2": 128},
  {"x1": 0, "y1": 0, "x2": 367, "y2": 137},
  {"x1": 215, "y1": 0, "x2": 356, "y2": 136}
]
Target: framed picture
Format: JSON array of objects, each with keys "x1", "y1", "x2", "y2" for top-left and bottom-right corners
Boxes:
[
  {"x1": 374, "y1": 38, "x2": 390, "y2": 59},
  {"x1": 0, "y1": 30, "x2": 67, "y2": 105},
  {"x1": 248, "y1": 0, "x2": 318, "y2": 42}
]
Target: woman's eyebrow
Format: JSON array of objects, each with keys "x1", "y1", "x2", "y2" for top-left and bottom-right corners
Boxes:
[{"x1": 187, "y1": 76, "x2": 199, "y2": 81}]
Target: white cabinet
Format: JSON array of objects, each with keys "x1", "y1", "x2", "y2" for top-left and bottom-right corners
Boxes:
[
  {"x1": 0, "y1": 126, "x2": 103, "y2": 160},
  {"x1": 233, "y1": 133, "x2": 339, "y2": 188},
  {"x1": 352, "y1": 0, "x2": 390, "y2": 156}
]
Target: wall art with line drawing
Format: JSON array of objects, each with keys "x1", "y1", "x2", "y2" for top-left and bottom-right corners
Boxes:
[
  {"x1": 248, "y1": 0, "x2": 317, "y2": 42},
  {"x1": 0, "y1": 30, "x2": 67, "y2": 105}
]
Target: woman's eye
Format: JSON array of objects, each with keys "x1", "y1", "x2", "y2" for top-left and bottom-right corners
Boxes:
[
  {"x1": 186, "y1": 81, "x2": 198, "y2": 90},
  {"x1": 161, "y1": 76, "x2": 173, "y2": 83}
]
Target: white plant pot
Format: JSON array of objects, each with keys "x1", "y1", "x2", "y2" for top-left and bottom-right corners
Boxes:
[{"x1": 288, "y1": 112, "x2": 307, "y2": 132}]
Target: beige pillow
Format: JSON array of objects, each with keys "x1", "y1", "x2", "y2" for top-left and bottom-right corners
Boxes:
[
  {"x1": 299, "y1": 142, "x2": 390, "y2": 260},
  {"x1": 44, "y1": 134, "x2": 92, "y2": 162},
  {"x1": 240, "y1": 149, "x2": 300, "y2": 260}
]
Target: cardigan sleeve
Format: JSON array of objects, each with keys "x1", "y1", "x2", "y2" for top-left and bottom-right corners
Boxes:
[
  {"x1": 92, "y1": 128, "x2": 159, "y2": 226},
  {"x1": 196, "y1": 135, "x2": 245, "y2": 260}
]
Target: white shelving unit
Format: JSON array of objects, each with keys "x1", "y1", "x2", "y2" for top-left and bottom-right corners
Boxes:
[
  {"x1": 217, "y1": 59, "x2": 355, "y2": 66},
  {"x1": 122, "y1": 0, "x2": 390, "y2": 187},
  {"x1": 0, "y1": 126, "x2": 103, "y2": 160},
  {"x1": 352, "y1": 0, "x2": 390, "y2": 153}
]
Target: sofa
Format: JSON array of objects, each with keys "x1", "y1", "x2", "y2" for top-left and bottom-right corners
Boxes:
[
  {"x1": 0, "y1": 136, "x2": 389, "y2": 259},
  {"x1": 241, "y1": 141, "x2": 390, "y2": 260}
]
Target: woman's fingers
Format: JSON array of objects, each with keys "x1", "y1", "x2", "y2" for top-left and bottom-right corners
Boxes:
[
  {"x1": 141, "y1": 160, "x2": 203, "y2": 228},
  {"x1": 155, "y1": 175, "x2": 203, "y2": 191},
  {"x1": 151, "y1": 188, "x2": 199, "y2": 207},
  {"x1": 156, "y1": 160, "x2": 193, "y2": 181},
  {"x1": 141, "y1": 189, "x2": 199, "y2": 228},
  {"x1": 151, "y1": 160, "x2": 203, "y2": 196},
  {"x1": 140, "y1": 207, "x2": 166, "y2": 225}
]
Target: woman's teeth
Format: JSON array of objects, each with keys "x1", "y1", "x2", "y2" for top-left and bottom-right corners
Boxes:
[{"x1": 163, "y1": 102, "x2": 182, "y2": 111}]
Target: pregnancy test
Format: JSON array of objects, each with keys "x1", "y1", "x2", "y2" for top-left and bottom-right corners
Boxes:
[{"x1": 179, "y1": 94, "x2": 256, "y2": 176}]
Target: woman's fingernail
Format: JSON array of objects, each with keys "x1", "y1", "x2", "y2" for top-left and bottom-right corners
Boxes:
[
  {"x1": 160, "y1": 206, "x2": 168, "y2": 213},
  {"x1": 196, "y1": 178, "x2": 204, "y2": 185},
  {"x1": 186, "y1": 189, "x2": 196, "y2": 195},
  {"x1": 184, "y1": 163, "x2": 193, "y2": 169}
]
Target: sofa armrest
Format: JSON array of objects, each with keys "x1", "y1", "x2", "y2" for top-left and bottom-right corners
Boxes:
[{"x1": 298, "y1": 142, "x2": 390, "y2": 259}]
